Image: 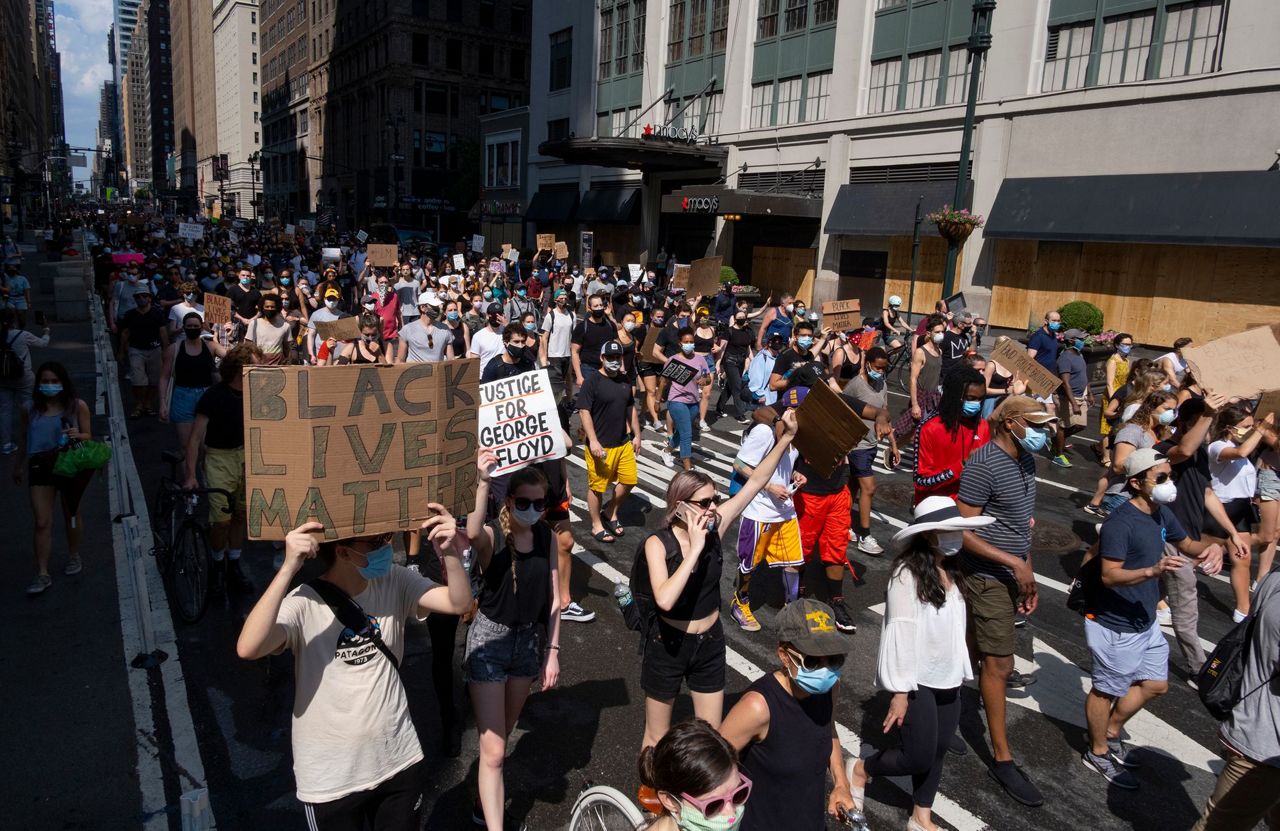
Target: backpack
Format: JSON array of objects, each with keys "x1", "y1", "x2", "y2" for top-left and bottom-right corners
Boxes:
[
  {"x1": 1196, "y1": 605, "x2": 1280, "y2": 721},
  {"x1": 0, "y1": 330, "x2": 23, "y2": 381},
  {"x1": 625, "y1": 530, "x2": 682, "y2": 644}
]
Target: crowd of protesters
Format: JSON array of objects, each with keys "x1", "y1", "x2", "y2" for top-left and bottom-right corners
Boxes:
[{"x1": 5, "y1": 210, "x2": 1279, "y2": 831}]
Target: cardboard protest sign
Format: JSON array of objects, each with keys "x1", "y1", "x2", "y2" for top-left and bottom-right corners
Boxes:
[
  {"x1": 640, "y1": 324, "x2": 664, "y2": 363},
  {"x1": 794, "y1": 381, "x2": 869, "y2": 478},
  {"x1": 472, "y1": 234, "x2": 485, "y2": 253},
  {"x1": 177, "y1": 222, "x2": 204, "y2": 241},
  {"x1": 321, "y1": 247, "x2": 342, "y2": 263},
  {"x1": 111, "y1": 253, "x2": 146, "y2": 265},
  {"x1": 278, "y1": 232, "x2": 294, "y2": 244},
  {"x1": 1255, "y1": 389, "x2": 1280, "y2": 422},
  {"x1": 670, "y1": 264, "x2": 691, "y2": 289},
  {"x1": 478, "y1": 369, "x2": 567, "y2": 476},
  {"x1": 821, "y1": 299, "x2": 862, "y2": 331},
  {"x1": 356, "y1": 230, "x2": 369, "y2": 244},
  {"x1": 452, "y1": 253, "x2": 466, "y2": 270},
  {"x1": 203, "y1": 293, "x2": 232, "y2": 326},
  {"x1": 579, "y1": 231, "x2": 594, "y2": 269},
  {"x1": 505, "y1": 248, "x2": 520, "y2": 263},
  {"x1": 313, "y1": 315, "x2": 363, "y2": 343},
  {"x1": 554, "y1": 240, "x2": 569, "y2": 260},
  {"x1": 990, "y1": 338, "x2": 1062, "y2": 399},
  {"x1": 536, "y1": 233, "x2": 554, "y2": 252},
  {"x1": 688, "y1": 256, "x2": 723, "y2": 298},
  {"x1": 1183, "y1": 324, "x2": 1280, "y2": 402},
  {"x1": 628, "y1": 263, "x2": 643, "y2": 280},
  {"x1": 660, "y1": 360, "x2": 697, "y2": 386},
  {"x1": 243, "y1": 361, "x2": 480, "y2": 541},
  {"x1": 366, "y1": 243, "x2": 399, "y2": 267}
]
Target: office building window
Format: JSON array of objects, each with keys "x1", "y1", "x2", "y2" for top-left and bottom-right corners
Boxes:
[
  {"x1": 511, "y1": 48, "x2": 526, "y2": 80},
  {"x1": 1042, "y1": 21, "x2": 1093, "y2": 92},
  {"x1": 757, "y1": 0, "x2": 778, "y2": 39},
  {"x1": 599, "y1": 7, "x2": 614, "y2": 79},
  {"x1": 943, "y1": 45, "x2": 981, "y2": 103},
  {"x1": 549, "y1": 28, "x2": 572, "y2": 90},
  {"x1": 813, "y1": 0, "x2": 836, "y2": 25},
  {"x1": 1159, "y1": 0, "x2": 1224, "y2": 78},
  {"x1": 776, "y1": 76, "x2": 802, "y2": 124},
  {"x1": 685, "y1": 95, "x2": 703, "y2": 131},
  {"x1": 615, "y1": 1, "x2": 631, "y2": 74},
  {"x1": 446, "y1": 38, "x2": 463, "y2": 70},
  {"x1": 511, "y1": 3, "x2": 528, "y2": 33},
  {"x1": 804, "y1": 70, "x2": 830, "y2": 121},
  {"x1": 413, "y1": 33, "x2": 429, "y2": 65},
  {"x1": 784, "y1": 0, "x2": 806, "y2": 32},
  {"x1": 903, "y1": 50, "x2": 941, "y2": 109},
  {"x1": 479, "y1": 0, "x2": 495, "y2": 28},
  {"x1": 749, "y1": 81, "x2": 773, "y2": 128},
  {"x1": 1096, "y1": 10, "x2": 1154, "y2": 86},
  {"x1": 479, "y1": 49, "x2": 494, "y2": 75},
  {"x1": 704, "y1": 90, "x2": 723, "y2": 134},
  {"x1": 710, "y1": 0, "x2": 728, "y2": 51},
  {"x1": 688, "y1": 0, "x2": 706, "y2": 57},
  {"x1": 667, "y1": 0, "x2": 685, "y2": 62},
  {"x1": 631, "y1": 0, "x2": 646, "y2": 71},
  {"x1": 877, "y1": 0, "x2": 907, "y2": 8},
  {"x1": 548, "y1": 118, "x2": 570, "y2": 140},
  {"x1": 866, "y1": 57, "x2": 901, "y2": 114},
  {"x1": 485, "y1": 133, "x2": 520, "y2": 188}
]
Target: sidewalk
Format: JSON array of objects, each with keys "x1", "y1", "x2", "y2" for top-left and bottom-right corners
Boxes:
[{"x1": 0, "y1": 243, "x2": 143, "y2": 827}]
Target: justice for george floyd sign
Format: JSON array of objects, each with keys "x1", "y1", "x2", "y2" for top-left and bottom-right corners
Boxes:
[
  {"x1": 243, "y1": 361, "x2": 480, "y2": 541},
  {"x1": 477, "y1": 369, "x2": 567, "y2": 476}
]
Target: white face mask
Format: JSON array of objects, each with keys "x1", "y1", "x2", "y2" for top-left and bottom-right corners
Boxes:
[
  {"x1": 1150, "y1": 481, "x2": 1178, "y2": 505},
  {"x1": 931, "y1": 332, "x2": 945, "y2": 345},
  {"x1": 935, "y1": 530, "x2": 964, "y2": 556}
]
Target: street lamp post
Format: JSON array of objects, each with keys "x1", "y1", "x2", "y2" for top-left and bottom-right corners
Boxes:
[
  {"x1": 940, "y1": 0, "x2": 996, "y2": 299},
  {"x1": 248, "y1": 151, "x2": 261, "y2": 223},
  {"x1": 385, "y1": 110, "x2": 406, "y2": 222}
]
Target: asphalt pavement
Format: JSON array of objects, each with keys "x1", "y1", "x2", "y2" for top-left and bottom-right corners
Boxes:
[{"x1": 115, "y1": 349, "x2": 1247, "y2": 830}]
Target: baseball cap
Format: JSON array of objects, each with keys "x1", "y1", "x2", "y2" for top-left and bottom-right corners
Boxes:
[
  {"x1": 132, "y1": 285, "x2": 153, "y2": 297},
  {"x1": 1063, "y1": 328, "x2": 1088, "y2": 341},
  {"x1": 486, "y1": 302, "x2": 505, "y2": 317},
  {"x1": 781, "y1": 386, "x2": 809, "y2": 409},
  {"x1": 323, "y1": 287, "x2": 341, "y2": 299},
  {"x1": 600, "y1": 340, "x2": 625, "y2": 358},
  {"x1": 553, "y1": 289, "x2": 567, "y2": 299},
  {"x1": 417, "y1": 291, "x2": 439, "y2": 306},
  {"x1": 776, "y1": 599, "x2": 849, "y2": 657},
  {"x1": 767, "y1": 333, "x2": 786, "y2": 349},
  {"x1": 993, "y1": 395, "x2": 1057, "y2": 425},
  {"x1": 1123, "y1": 448, "x2": 1168, "y2": 479}
]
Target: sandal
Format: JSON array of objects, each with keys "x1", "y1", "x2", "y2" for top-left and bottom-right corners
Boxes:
[
  {"x1": 608, "y1": 520, "x2": 625, "y2": 537},
  {"x1": 591, "y1": 530, "x2": 616, "y2": 544}
]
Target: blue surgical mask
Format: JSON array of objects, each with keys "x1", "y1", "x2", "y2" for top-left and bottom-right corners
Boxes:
[
  {"x1": 1048, "y1": 321, "x2": 1061, "y2": 331},
  {"x1": 1117, "y1": 344, "x2": 1131, "y2": 356},
  {"x1": 677, "y1": 801, "x2": 745, "y2": 831},
  {"x1": 792, "y1": 662, "x2": 841, "y2": 695},
  {"x1": 1162, "y1": 383, "x2": 1174, "y2": 392},
  {"x1": 513, "y1": 506, "x2": 543, "y2": 526},
  {"x1": 524, "y1": 322, "x2": 537, "y2": 333},
  {"x1": 962, "y1": 400, "x2": 982, "y2": 417},
  {"x1": 1073, "y1": 339, "x2": 1086, "y2": 351},
  {"x1": 681, "y1": 343, "x2": 696, "y2": 355},
  {"x1": 517, "y1": 288, "x2": 527, "y2": 297},
  {"x1": 447, "y1": 311, "x2": 460, "y2": 321},
  {"x1": 38, "y1": 383, "x2": 63, "y2": 397},
  {"x1": 355, "y1": 543, "x2": 393, "y2": 579},
  {"x1": 796, "y1": 335, "x2": 814, "y2": 350},
  {"x1": 867, "y1": 369, "x2": 884, "y2": 382},
  {"x1": 1157, "y1": 408, "x2": 1177, "y2": 425},
  {"x1": 1016, "y1": 424, "x2": 1048, "y2": 453}
]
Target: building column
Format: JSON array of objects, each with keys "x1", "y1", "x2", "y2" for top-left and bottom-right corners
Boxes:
[
  {"x1": 832, "y1": 0, "x2": 874, "y2": 120},
  {"x1": 812, "y1": 132, "x2": 851, "y2": 309},
  {"x1": 959, "y1": 115, "x2": 1011, "y2": 319}
]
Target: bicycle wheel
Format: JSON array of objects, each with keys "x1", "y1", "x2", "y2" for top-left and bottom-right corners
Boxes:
[
  {"x1": 169, "y1": 520, "x2": 211, "y2": 624},
  {"x1": 893, "y1": 349, "x2": 913, "y2": 394},
  {"x1": 151, "y1": 486, "x2": 177, "y2": 576},
  {"x1": 568, "y1": 786, "x2": 646, "y2": 831}
]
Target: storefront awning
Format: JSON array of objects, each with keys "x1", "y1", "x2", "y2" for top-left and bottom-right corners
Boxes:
[
  {"x1": 660, "y1": 185, "x2": 823, "y2": 218},
  {"x1": 539, "y1": 137, "x2": 727, "y2": 173},
  {"x1": 577, "y1": 187, "x2": 641, "y2": 224},
  {"x1": 524, "y1": 190, "x2": 579, "y2": 223},
  {"x1": 984, "y1": 172, "x2": 1280, "y2": 247},
  {"x1": 824, "y1": 181, "x2": 961, "y2": 236}
]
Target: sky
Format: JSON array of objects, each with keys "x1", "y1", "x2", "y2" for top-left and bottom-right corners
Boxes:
[{"x1": 55, "y1": 0, "x2": 114, "y2": 183}]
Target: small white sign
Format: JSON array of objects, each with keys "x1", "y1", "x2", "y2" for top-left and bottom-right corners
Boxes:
[
  {"x1": 478, "y1": 369, "x2": 567, "y2": 475},
  {"x1": 628, "y1": 263, "x2": 642, "y2": 279},
  {"x1": 471, "y1": 234, "x2": 485, "y2": 254},
  {"x1": 452, "y1": 253, "x2": 466, "y2": 270},
  {"x1": 505, "y1": 248, "x2": 519, "y2": 263},
  {"x1": 356, "y1": 230, "x2": 369, "y2": 244},
  {"x1": 299, "y1": 219, "x2": 316, "y2": 232},
  {"x1": 284, "y1": 224, "x2": 296, "y2": 236},
  {"x1": 177, "y1": 222, "x2": 204, "y2": 241},
  {"x1": 322, "y1": 247, "x2": 342, "y2": 262}
]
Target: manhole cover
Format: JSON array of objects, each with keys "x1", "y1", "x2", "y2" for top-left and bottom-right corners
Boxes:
[
  {"x1": 878, "y1": 482, "x2": 915, "y2": 510},
  {"x1": 1033, "y1": 521, "x2": 1080, "y2": 554}
]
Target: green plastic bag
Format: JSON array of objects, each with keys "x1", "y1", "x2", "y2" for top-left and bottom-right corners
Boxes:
[{"x1": 53, "y1": 440, "x2": 113, "y2": 477}]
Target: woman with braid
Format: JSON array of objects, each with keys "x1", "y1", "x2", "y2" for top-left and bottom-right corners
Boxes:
[{"x1": 912, "y1": 368, "x2": 991, "y2": 506}]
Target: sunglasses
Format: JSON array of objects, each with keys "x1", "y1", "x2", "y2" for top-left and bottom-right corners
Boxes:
[
  {"x1": 347, "y1": 532, "x2": 394, "y2": 553},
  {"x1": 1148, "y1": 472, "x2": 1174, "y2": 485},
  {"x1": 512, "y1": 497, "x2": 547, "y2": 512},
  {"x1": 679, "y1": 770, "x2": 753, "y2": 819},
  {"x1": 786, "y1": 647, "x2": 845, "y2": 673},
  {"x1": 686, "y1": 496, "x2": 722, "y2": 509}
]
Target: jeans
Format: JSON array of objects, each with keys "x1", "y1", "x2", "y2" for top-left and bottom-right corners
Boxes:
[
  {"x1": 717, "y1": 359, "x2": 749, "y2": 418},
  {"x1": 668, "y1": 400, "x2": 698, "y2": 460},
  {"x1": 0, "y1": 376, "x2": 32, "y2": 447}
]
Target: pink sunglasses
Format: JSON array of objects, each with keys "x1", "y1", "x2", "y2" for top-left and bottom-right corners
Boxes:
[{"x1": 679, "y1": 770, "x2": 753, "y2": 819}]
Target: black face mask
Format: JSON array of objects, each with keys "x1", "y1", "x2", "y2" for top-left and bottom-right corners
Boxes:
[
  {"x1": 590, "y1": 308, "x2": 605, "y2": 320},
  {"x1": 505, "y1": 343, "x2": 525, "y2": 358},
  {"x1": 184, "y1": 327, "x2": 202, "y2": 340}
]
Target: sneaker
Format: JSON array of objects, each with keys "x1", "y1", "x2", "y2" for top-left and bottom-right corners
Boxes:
[
  {"x1": 1107, "y1": 737, "x2": 1141, "y2": 769},
  {"x1": 857, "y1": 535, "x2": 884, "y2": 556},
  {"x1": 830, "y1": 597, "x2": 857, "y2": 633},
  {"x1": 1050, "y1": 453, "x2": 1073, "y2": 468},
  {"x1": 63, "y1": 556, "x2": 83, "y2": 576},
  {"x1": 1156, "y1": 607, "x2": 1172, "y2": 626},
  {"x1": 657, "y1": 445, "x2": 674, "y2": 467},
  {"x1": 0, "y1": 442, "x2": 16, "y2": 455},
  {"x1": 989, "y1": 760, "x2": 1046, "y2": 805},
  {"x1": 1081, "y1": 750, "x2": 1139, "y2": 790},
  {"x1": 1006, "y1": 670, "x2": 1037, "y2": 689},
  {"x1": 1013, "y1": 614, "x2": 1028, "y2": 629},
  {"x1": 731, "y1": 594, "x2": 761, "y2": 632},
  {"x1": 1187, "y1": 676, "x2": 1199, "y2": 691},
  {"x1": 699, "y1": 419, "x2": 710, "y2": 431},
  {"x1": 1083, "y1": 504, "x2": 1108, "y2": 518},
  {"x1": 25, "y1": 574, "x2": 52, "y2": 596},
  {"x1": 560, "y1": 601, "x2": 596, "y2": 623},
  {"x1": 226, "y1": 558, "x2": 253, "y2": 590}
]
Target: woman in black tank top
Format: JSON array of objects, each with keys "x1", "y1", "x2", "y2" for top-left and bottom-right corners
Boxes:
[
  {"x1": 159, "y1": 311, "x2": 225, "y2": 448},
  {"x1": 335, "y1": 314, "x2": 388, "y2": 365}
]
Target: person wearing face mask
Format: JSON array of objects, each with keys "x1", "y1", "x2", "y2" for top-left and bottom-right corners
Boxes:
[
  {"x1": 235, "y1": 511, "x2": 472, "y2": 830},
  {"x1": 370, "y1": 273, "x2": 403, "y2": 348},
  {"x1": 713, "y1": 310, "x2": 755, "y2": 423},
  {"x1": 1056, "y1": 328, "x2": 1094, "y2": 451},
  {"x1": 228, "y1": 268, "x2": 263, "y2": 328},
  {"x1": 579, "y1": 340, "x2": 642, "y2": 542},
  {"x1": 954, "y1": 396, "x2": 1052, "y2": 806},
  {"x1": 463, "y1": 291, "x2": 488, "y2": 334},
  {"x1": 118, "y1": 286, "x2": 170, "y2": 417},
  {"x1": 540, "y1": 289, "x2": 578, "y2": 400},
  {"x1": 719, "y1": 598, "x2": 854, "y2": 830},
  {"x1": 166, "y1": 280, "x2": 205, "y2": 336},
  {"x1": 1158, "y1": 336, "x2": 1193, "y2": 389},
  {"x1": 305, "y1": 287, "x2": 348, "y2": 365},
  {"x1": 637, "y1": 308, "x2": 670, "y2": 431},
  {"x1": 158, "y1": 312, "x2": 224, "y2": 447},
  {"x1": 442, "y1": 299, "x2": 470, "y2": 359},
  {"x1": 108, "y1": 265, "x2": 143, "y2": 335},
  {"x1": 844, "y1": 347, "x2": 900, "y2": 556},
  {"x1": 466, "y1": 454, "x2": 562, "y2": 830},
  {"x1": 1100, "y1": 390, "x2": 1179, "y2": 516},
  {"x1": 1078, "y1": 449, "x2": 1223, "y2": 790},
  {"x1": 504, "y1": 278, "x2": 540, "y2": 328},
  {"x1": 659, "y1": 329, "x2": 711, "y2": 471},
  {"x1": 467, "y1": 302, "x2": 508, "y2": 375},
  {"x1": 768, "y1": 321, "x2": 833, "y2": 394},
  {"x1": 638, "y1": 718, "x2": 751, "y2": 831},
  {"x1": 481, "y1": 323, "x2": 535, "y2": 383},
  {"x1": 745, "y1": 334, "x2": 783, "y2": 410},
  {"x1": 894, "y1": 314, "x2": 948, "y2": 444},
  {"x1": 398, "y1": 295, "x2": 456, "y2": 365},
  {"x1": 571, "y1": 293, "x2": 620, "y2": 389},
  {"x1": 333, "y1": 313, "x2": 390, "y2": 366},
  {"x1": 913, "y1": 368, "x2": 991, "y2": 506},
  {"x1": 1099, "y1": 333, "x2": 1135, "y2": 454},
  {"x1": 756, "y1": 294, "x2": 795, "y2": 351},
  {"x1": 846, "y1": 498, "x2": 991, "y2": 831},
  {"x1": 1206, "y1": 405, "x2": 1275, "y2": 621},
  {"x1": 245, "y1": 296, "x2": 295, "y2": 366}
]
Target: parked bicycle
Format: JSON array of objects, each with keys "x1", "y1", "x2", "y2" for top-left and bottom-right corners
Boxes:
[{"x1": 151, "y1": 449, "x2": 231, "y2": 624}]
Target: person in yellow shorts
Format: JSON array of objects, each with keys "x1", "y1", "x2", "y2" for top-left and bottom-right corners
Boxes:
[{"x1": 577, "y1": 341, "x2": 642, "y2": 543}]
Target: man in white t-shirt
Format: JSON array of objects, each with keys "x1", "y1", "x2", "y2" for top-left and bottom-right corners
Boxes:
[
  {"x1": 729, "y1": 394, "x2": 804, "y2": 632},
  {"x1": 236, "y1": 518, "x2": 471, "y2": 828},
  {"x1": 167, "y1": 280, "x2": 205, "y2": 334},
  {"x1": 468, "y1": 302, "x2": 507, "y2": 376},
  {"x1": 540, "y1": 289, "x2": 576, "y2": 399}
]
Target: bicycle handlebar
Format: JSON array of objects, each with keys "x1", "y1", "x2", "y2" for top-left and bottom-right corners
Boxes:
[{"x1": 164, "y1": 483, "x2": 235, "y2": 515}]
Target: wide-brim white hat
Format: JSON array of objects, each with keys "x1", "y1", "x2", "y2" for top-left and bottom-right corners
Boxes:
[{"x1": 889, "y1": 495, "x2": 994, "y2": 553}]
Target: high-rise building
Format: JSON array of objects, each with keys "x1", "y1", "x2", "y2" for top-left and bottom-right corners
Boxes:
[
  {"x1": 124, "y1": 29, "x2": 150, "y2": 193},
  {"x1": 213, "y1": 0, "x2": 260, "y2": 220},
  {"x1": 259, "y1": 0, "x2": 312, "y2": 222},
  {"x1": 96, "y1": 80, "x2": 119, "y2": 198},
  {"x1": 139, "y1": 0, "x2": 174, "y2": 195},
  {"x1": 1, "y1": 0, "x2": 48, "y2": 231},
  {"x1": 170, "y1": 0, "x2": 217, "y2": 209}
]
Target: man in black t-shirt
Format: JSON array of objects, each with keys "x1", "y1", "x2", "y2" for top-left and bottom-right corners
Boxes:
[
  {"x1": 715, "y1": 311, "x2": 758, "y2": 421},
  {"x1": 577, "y1": 340, "x2": 641, "y2": 543},
  {"x1": 571, "y1": 293, "x2": 619, "y2": 387},
  {"x1": 228, "y1": 267, "x2": 263, "y2": 325},
  {"x1": 184, "y1": 343, "x2": 262, "y2": 590},
  {"x1": 481, "y1": 323, "x2": 536, "y2": 383},
  {"x1": 768, "y1": 321, "x2": 834, "y2": 393},
  {"x1": 118, "y1": 286, "x2": 170, "y2": 417},
  {"x1": 940, "y1": 312, "x2": 974, "y2": 375}
]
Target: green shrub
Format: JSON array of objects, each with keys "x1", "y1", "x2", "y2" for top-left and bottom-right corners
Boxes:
[
  {"x1": 719, "y1": 266, "x2": 739, "y2": 285},
  {"x1": 1058, "y1": 300, "x2": 1103, "y2": 335}
]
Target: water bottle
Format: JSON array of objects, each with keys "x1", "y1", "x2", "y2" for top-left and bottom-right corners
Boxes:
[{"x1": 614, "y1": 582, "x2": 632, "y2": 610}]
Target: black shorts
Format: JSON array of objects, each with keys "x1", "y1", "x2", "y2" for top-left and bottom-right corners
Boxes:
[
  {"x1": 640, "y1": 618, "x2": 726, "y2": 699},
  {"x1": 637, "y1": 362, "x2": 659, "y2": 378},
  {"x1": 546, "y1": 495, "x2": 571, "y2": 523},
  {"x1": 28, "y1": 453, "x2": 60, "y2": 488},
  {"x1": 303, "y1": 759, "x2": 425, "y2": 831},
  {"x1": 848, "y1": 447, "x2": 877, "y2": 480},
  {"x1": 1203, "y1": 497, "x2": 1257, "y2": 537}
]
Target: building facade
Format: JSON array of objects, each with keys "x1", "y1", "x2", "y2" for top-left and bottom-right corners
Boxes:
[
  {"x1": 1, "y1": 0, "x2": 48, "y2": 231},
  {"x1": 140, "y1": 0, "x2": 175, "y2": 197},
  {"x1": 124, "y1": 30, "x2": 151, "y2": 193},
  {"x1": 213, "y1": 0, "x2": 261, "y2": 220},
  {"x1": 259, "y1": 0, "x2": 311, "y2": 222},
  {"x1": 526, "y1": 0, "x2": 1280, "y2": 346},
  {"x1": 170, "y1": 0, "x2": 217, "y2": 209},
  {"x1": 476, "y1": 105, "x2": 530, "y2": 250}
]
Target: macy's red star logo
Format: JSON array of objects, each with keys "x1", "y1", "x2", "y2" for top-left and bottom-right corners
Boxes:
[
  {"x1": 681, "y1": 196, "x2": 689, "y2": 210},
  {"x1": 643, "y1": 124, "x2": 654, "y2": 136}
]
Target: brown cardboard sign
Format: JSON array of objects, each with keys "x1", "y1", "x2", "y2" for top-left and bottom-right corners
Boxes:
[
  {"x1": 640, "y1": 324, "x2": 664, "y2": 363},
  {"x1": 553, "y1": 240, "x2": 569, "y2": 260},
  {"x1": 243, "y1": 361, "x2": 480, "y2": 541},
  {"x1": 366, "y1": 243, "x2": 399, "y2": 268},
  {"x1": 793, "y1": 382, "x2": 868, "y2": 478},
  {"x1": 204, "y1": 293, "x2": 232, "y2": 326},
  {"x1": 821, "y1": 299, "x2": 862, "y2": 331},
  {"x1": 991, "y1": 338, "x2": 1062, "y2": 398},
  {"x1": 536, "y1": 233, "x2": 554, "y2": 252},
  {"x1": 1183, "y1": 324, "x2": 1280, "y2": 402},
  {"x1": 1255, "y1": 388, "x2": 1280, "y2": 422},
  {"x1": 671, "y1": 264, "x2": 691, "y2": 290},
  {"x1": 689, "y1": 256, "x2": 723, "y2": 298},
  {"x1": 313, "y1": 315, "x2": 363, "y2": 343}
]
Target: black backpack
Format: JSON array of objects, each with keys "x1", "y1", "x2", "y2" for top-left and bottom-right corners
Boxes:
[
  {"x1": 625, "y1": 532, "x2": 663, "y2": 637},
  {"x1": 0, "y1": 330, "x2": 22, "y2": 381},
  {"x1": 1196, "y1": 609, "x2": 1279, "y2": 721}
]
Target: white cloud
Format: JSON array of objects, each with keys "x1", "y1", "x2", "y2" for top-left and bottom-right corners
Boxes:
[{"x1": 54, "y1": 10, "x2": 113, "y2": 177}]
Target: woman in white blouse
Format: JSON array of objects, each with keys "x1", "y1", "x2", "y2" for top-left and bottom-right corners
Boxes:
[{"x1": 847, "y1": 496, "x2": 992, "y2": 831}]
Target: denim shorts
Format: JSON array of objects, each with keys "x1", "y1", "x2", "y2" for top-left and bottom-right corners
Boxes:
[
  {"x1": 169, "y1": 385, "x2": 207, "y2": 423},
  {"x1": 463, "y1": 612, "x2": 544, "y2": 684},
  {"x1": 1259, "y1": 467, "x2": 1280, "y2": 502},
  {"x1": 640, "y1": 618, "x2": 726, "y2": 699}
]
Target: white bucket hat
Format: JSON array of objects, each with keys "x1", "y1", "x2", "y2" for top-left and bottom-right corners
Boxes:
[{"x1": 889, "y1": 495, "x2": 994, "y2": 554}]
